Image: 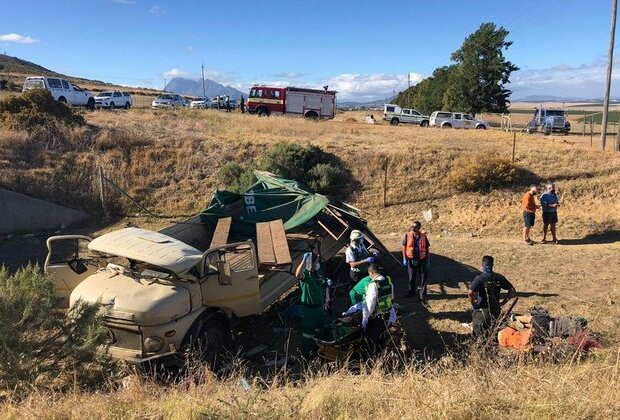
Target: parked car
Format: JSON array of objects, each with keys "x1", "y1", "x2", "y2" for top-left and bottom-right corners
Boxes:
[
  {"x1": 151, "y1": 94, "x2": 187, "y2": 109},
  {"x1": 429, "y1": 111, "x2": 487, "y2": 129},
  {"x1": 22, "y1": 76, "x2": 95, "y2": 109},
  {"x1": 383, "y1": 104, "x2": 429, "y2": 126},
  {"x1": 95, "y1": 91, "x2": 132, "y2": 109},
  {"x1": 190, "y1": 97, "x2": 209, "y2": 109}
]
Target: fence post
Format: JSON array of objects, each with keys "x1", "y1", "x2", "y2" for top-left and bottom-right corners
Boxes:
[
  {"x1": 583, "y1": 112, "x2": 586, "y2": 136},
  {"x1": 590, "y1": 117, "x2": 594, "y2": 148},
  {"x1": 382, "y1": 157, "x2": 388, "y2": 208},
  {"x1": 512, "y1": 132, "x2": 516, "y2": 163},
  {"x1": 616, "y1": 114, "x2": 620, "y2": 151},
  {"x1": 98, "y1": 167, "x2": 109, "y2": 217}
]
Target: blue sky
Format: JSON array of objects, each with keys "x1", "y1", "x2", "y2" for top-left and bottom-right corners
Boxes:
[{"x1": 1, "y1": 0, "x2": 618, "y2": 101}]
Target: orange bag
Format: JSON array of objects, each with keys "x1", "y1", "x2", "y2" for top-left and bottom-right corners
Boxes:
[{"x1": 498, "y1": 327, "x2": 532, "y2": 350}]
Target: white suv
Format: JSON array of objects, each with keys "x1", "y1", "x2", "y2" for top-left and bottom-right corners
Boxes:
[
  {"x1": 429, "y1": 111, "x2": 487, "y2": 129},
  {"x1": 95, "y1": 91, "x2": 132, "y2": 109},
  {"x1": 22, "y1": 76, "x2": 95, "y2": 109}
]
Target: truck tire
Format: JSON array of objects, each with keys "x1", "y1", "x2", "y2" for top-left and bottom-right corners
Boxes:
[
  {"x1": 442, "y1": 123, "x2": 452, "y2": 128},
  {"x1": 420, "y1": 120, "x2": 429, "y2": 127},
  {"x1": 183, "y1": 312, "x2": 231, "y2": 369},
  {"x1": 476, "y1": 125, "x2": 486, "y2": 130},
  {"x1": 109, "y1": 102, "x2": 115, "y2": 110},
  {"x1": 257, "y1": 107, "x2": 270, "y2": 117},
  {"x1": 58, "y1": 96, "x2": 67, "y2": 104},
  {"x1": 304, "y1": 111, "x2": 319, "y2": 120},
  {"x1": 390, "y1": 118, "x2": 399, "y2": 125},
  {"x1": 125, "y1": 102, "x2": 131, "y2": 109},
  {"x1": 86, "y1": 98, "x2": 95, "y2": 110}
]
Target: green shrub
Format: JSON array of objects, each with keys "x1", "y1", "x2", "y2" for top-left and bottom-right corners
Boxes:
[
  {"x1": 447, "y1": 153, "x2": 517, "y2": 192},
  {"x1": 260, "y1": 142, "x2": 351, "y2": 196},
  {"x1": 0, "y1": 265, "x2": 112, "y2": 397},
  {"x1": 0, "y1": 88, "x2": 86, "y2": 133},
  {"x1": 218, "y1": 161, "x2": 256, "y2": 193}
]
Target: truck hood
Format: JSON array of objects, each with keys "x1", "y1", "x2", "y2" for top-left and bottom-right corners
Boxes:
[{"x1": 70, "y1": 269, "x2": 192, "y2": 326}]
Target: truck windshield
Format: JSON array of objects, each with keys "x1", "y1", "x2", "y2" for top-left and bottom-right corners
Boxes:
[
  {"x1": 99, "y1": 92, "x2": 112, "y2": 97},
  {"x1": 545, "y1": 110, "x2": 565, "y2": 116}
]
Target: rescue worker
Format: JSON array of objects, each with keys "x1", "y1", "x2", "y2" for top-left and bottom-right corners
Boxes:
[
  {"x1": 240, "y1": 95, "x2": 245, "y2": 113},
  {"x1": 468, "y1": 255, "x2": 516, "y2": 340},
  {"x1": 295, "y1": 251, "x2": 327, "y2": 358},
  {"x1": 226, "y1": 95, "x2": 231, "y2": 112},
  {"x1": 362, "y1": 264, "x2": 397, "y2": 353},
  {"x1": 345, "y1": 230, "x2": 375, "y2": 288},
  {"x1": 401, "y1": 221, "x2": 430, "y2": 302}
]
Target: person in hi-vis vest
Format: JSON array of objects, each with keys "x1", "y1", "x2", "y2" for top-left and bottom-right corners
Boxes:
[{"x1": 401, "y1": 221, "x2": 431, "y2": 302}]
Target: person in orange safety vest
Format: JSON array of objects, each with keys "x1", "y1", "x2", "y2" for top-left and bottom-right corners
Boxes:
[{"x1": 401, "y1": 221, "x2": 431, "y2": 302}]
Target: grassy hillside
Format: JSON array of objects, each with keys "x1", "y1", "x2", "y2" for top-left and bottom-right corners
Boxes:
[
  {"x1": 0, "y1": 54, "x2": 160, "y2": 95},
  {"x1": 1, "y1": 108, "x2": 619, "y2": 418}
]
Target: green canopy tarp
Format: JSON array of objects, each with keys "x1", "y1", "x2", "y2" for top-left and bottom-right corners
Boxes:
[{"x1": 200, "y1": 171, "x2": 331, "y2": 235}]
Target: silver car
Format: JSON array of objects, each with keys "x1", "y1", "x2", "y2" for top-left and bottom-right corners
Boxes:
[{"x1": 151, "y1": 94, "x2": 187, "y2": 109}]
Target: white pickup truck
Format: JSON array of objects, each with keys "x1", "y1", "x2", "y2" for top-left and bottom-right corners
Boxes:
[
  {"x1": 95, "y1": 91, "x2": 132, "y2": 109},
  {"x1": 383, "y1": 104, "x2": 429, "y2": 126},
  {"x1": 22, "y1": 76, "x2": 95, "y2": 109}
]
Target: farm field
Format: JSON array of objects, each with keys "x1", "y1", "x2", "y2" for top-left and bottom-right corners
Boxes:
[{"x1": 1, "y1": 109, "x2": 620, "y2": 418}]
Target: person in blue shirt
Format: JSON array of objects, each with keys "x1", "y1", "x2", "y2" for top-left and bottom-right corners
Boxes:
[{"x1": 540, "y1": 182, "x2": 560, "y2": 243}]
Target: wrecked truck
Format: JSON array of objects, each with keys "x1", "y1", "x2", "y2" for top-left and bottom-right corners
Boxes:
[{"x1": 44, "y1": 171, "x2": 390, "y2": 365}]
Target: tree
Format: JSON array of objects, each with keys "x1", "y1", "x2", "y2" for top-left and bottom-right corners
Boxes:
[
  {"x1": 394, "y1": 66, "x2": 456, "y2": 115},
  {"x1": 443, "y1": 23, "x2": 519, "y2": 116}
]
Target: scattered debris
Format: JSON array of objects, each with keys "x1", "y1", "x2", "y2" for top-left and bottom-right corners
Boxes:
[{"x1": 423, "y1": 209, "x2": 433, "y2": 222}]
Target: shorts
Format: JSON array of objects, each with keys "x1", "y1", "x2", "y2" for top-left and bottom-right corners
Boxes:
[
  {"x1": 523, "y1": 211, "x2": 535, "y2": 228},
  {"x1": 542, "y1": 212, "x2": 558, "y2": 224}
]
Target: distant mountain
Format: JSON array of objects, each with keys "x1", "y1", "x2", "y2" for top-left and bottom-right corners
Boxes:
[
  {"x1": 338, "y1": 97, "x2": 395, "y2": 107},
  {"x1": 164, "y1": 78, "x2": 244, "y2": 99},
  {"x1": 513, "y1": 95, "x2": 618, "y2": 103}
]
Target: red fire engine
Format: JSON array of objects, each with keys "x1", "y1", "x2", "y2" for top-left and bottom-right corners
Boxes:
[{"x1": 247, "y1": 85, "x2": 337, "y2": 119}]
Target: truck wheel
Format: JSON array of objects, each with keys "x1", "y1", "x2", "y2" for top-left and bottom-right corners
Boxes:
[
  {"x1": 195, "y1": 318, "x2": 231, "y2": 368},
  {"x1": 257, "y1": 107, "x2": 269, "y2": 117},
  {"x1": 87, "y1": 98, "x2": 95, "y2": 110},
  {"x1": 476, "y1": 125, "x2": 486, "y2": 130},
  {"x1": 58, "y1": 96, "x2": 67, "y2": 104},
  {"x1": 304, "y1": 111, "x2": 319, "y2": 120},
  {"x1": 420, "y1": 120, "x2": 429, "y2": 127},
  {"x1": 109, "y1": 102, "x2": 115, "y2": 110},
  {"x1": 442, "y1": 123, "x2": 452, "y2": 128},
  {"x1": 125, "y1": 102, "x2": 131, "y2": 109},
  {"x1": 390, "y1": 118, "x2": 399, "y2": 125}
]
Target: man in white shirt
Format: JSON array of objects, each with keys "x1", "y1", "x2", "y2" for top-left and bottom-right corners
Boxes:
[{"x1": 345, "y1": 230, "x2": 375, "y2": 289}]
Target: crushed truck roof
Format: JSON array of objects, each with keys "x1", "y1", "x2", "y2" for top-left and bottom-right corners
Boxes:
[
  {"x1": 88, "y1": 227, "x2": 203, "y2": 274},
  {"x1": 199, "y1": 171, "x2": 397, "y2": 264}
]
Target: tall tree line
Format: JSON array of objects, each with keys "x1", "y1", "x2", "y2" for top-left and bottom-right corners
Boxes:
[{"x1": 395, "y1": 22, "x2": 519, "y2": 116}]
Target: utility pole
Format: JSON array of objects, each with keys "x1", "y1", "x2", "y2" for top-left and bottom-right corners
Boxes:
[
  {"x1": 601, "y1": 0, "x2": 617, "y2": 150},
  {"x1": 201, "y1": 63, "x2": 206, "y2": 100}
]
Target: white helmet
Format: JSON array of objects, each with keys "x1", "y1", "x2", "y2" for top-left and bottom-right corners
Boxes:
[{"x1": 350, "y1": 230, "x2": 363, "y2": 241}]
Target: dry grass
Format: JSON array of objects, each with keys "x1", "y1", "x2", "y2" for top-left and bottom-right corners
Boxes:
[
  {"x1": 3, "y1": 350, "x2": 620, "y2": 419},
  {"x1": 1, "y1": 108, "x2": 620, "y2": 418}
]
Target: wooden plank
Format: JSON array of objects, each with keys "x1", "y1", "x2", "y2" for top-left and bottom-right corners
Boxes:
[
  {"x1": 256, "y1": 222, "x2": 276, "y2": 265},
  {"x1": 209, "y1": 217, "x2": 232, "y2": 249},
  {"x1": 269, "y1": 220, "x2": 292, "y2": 265}
]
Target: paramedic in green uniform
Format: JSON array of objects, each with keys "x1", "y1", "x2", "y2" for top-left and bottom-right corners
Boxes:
[{"x1": 295, "y1": 252, "x2": 327, "y2": 358}]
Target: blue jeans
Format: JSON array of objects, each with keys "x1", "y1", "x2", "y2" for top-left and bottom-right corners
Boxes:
[{"x1": 407, "y1": 258, "x2": 428, "y2": 298}]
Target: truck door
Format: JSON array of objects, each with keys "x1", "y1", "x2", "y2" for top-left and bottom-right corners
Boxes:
[
  {"x1": 44, "y1": 235, "x2": 99, "y2": 308},
  {"x1": 200, "y1": 242, "x2": 261, "y2": 317},
  {"x1": 453, "y1": 113, "x2": 463, "y2": 128}
]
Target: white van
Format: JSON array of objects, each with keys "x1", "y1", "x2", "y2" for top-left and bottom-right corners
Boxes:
[
  {"x1": 429, "y1": 111, "x2": 487, "y2": 129},
  {"x1": 23, "y1": 76, "x2": 95, "y2": 109}
]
